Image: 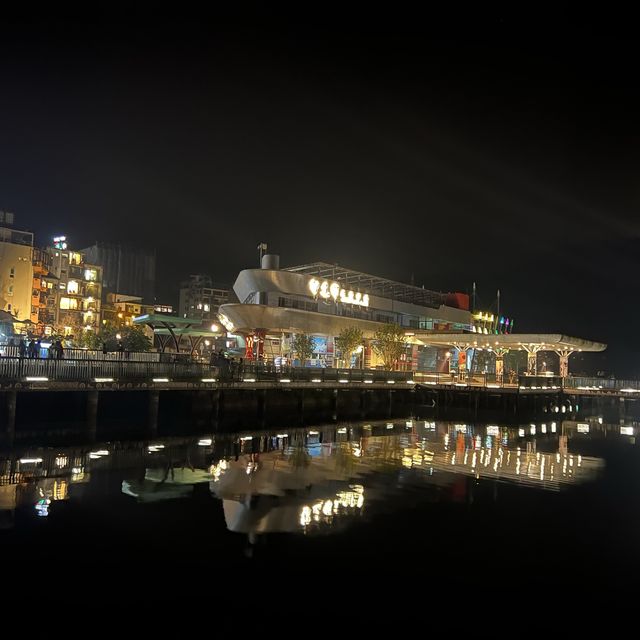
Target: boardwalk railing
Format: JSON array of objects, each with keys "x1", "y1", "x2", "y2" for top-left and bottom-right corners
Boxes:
[{"x1": 0, "y1": 355, "x2": 217, "y2": 382}]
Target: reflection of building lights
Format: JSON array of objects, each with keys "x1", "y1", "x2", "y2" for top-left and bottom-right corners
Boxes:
[
  {"x1": 35, "y1": 498, "x2": 51, "y2": 517},
  {"x1": 198, "y1": 438, "x2": 212, "y2": 446},
  {"x1": 19, "y1": 458, "x2": 43, "y2": 464}
]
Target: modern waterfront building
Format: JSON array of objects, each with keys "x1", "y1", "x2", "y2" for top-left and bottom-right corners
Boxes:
[
  {"x1": 82, "y1": 242, "x2": 156, "y2": 303},
  {"x1": 218, "y1": 255, "x2": 472, "y2": 369},
  {"x1": 217, "y1": 254, "x2": 606, "y2": 375}
]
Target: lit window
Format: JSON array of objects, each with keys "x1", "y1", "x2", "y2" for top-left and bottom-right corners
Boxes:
[
  {"x1": 67, "y1": 280, "x2": 79, "y2": 294},
  {"x1": 63, "y1": 326, "x2": 72, "y2": 336},
  {"x1": 197, "y1": 303, "x2": 203, "y2": 310},
  {"x1": 8, "y1": 285, "x2": 13, "y2": 295},
  {"x1": 9, "y1": 267, "x2": 15, "y2": 278},
  {"x1": 84, "y1": 269, "x2": 97, "y2": 281},
  {"x1": 60, "y1": 297, "x2": 78, "y2": 310},
  {"x1": 204, "y1": 304, "x2": 210, "y2": 312}
]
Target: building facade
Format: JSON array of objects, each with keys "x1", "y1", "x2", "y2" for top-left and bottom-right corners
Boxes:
[
  {"x1": 0, "y1": 213, "x2": 34, "y2": 322},
  {"x1": 45, "y1": 238, "x2": 103, "y2": 338},
  {"x1": 102, "y1": 293, "x2": 154, "y2": 328},
  {"x1": 178, "y1": 274, "x2": 230, "y2": 326},
  {"x1": 218, "y1": 256, "x2": 472, "y2": 369},
  {"x1": 81, "y1": 242, "x2": 155, "y2": 303}
]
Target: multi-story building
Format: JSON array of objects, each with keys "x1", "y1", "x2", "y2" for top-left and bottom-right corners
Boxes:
[
  {"x1": 31, "y1": 247, "x2": 55, "y2": 333},
  {"x1": 0, "y1": 211, "x2": 34, "y2": 322},
  {"x1": 153, "y1": 303, "x2": 173, "y2": 314},
  {"x1": 178, "y1": 274, "x2": 230, "y2": 326},
  {"x1": 45, "y1": 237, "x2": 103, "y2": 338},
  {"x1": 81, "y1": 242, "x2": 156, "y2": 303},
  {"x1": 102, "y1": 293, "x2": 154, "y2": 328}
]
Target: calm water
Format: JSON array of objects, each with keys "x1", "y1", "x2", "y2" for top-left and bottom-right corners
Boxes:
[{"x1": 2, "y1": 417, "x2": 640, "y2": 588}]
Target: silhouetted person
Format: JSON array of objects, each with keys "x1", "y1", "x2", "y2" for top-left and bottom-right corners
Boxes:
[
  {"x1": 34, "y1": 340, "x2": 41, "y2": 358},
  {"x1": 27, "y1": 339, "x2": 36, "y2": 358},
  {"x1": 55, "y1": 340, "x2": 64, "y2": 359},
  {"x1": 18, "y1": 340, "x2": 26, "y2": 359},
  {"x1": 102, "y1": 341, "x2": 108, "y2": 356},
  {"x1": 118, "y1": 341, "x2": 124, "y2": 357}
]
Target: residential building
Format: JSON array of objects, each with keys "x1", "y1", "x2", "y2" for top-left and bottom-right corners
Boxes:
[
  {"x1": 45, "y1": 237, "x2": 103, "y2": 338},
  {"x1": 178, "y1": 274, "x2": 230, "y2": 326},
  {"x1": 0, "y1": 212, "x2": 34, "y2": 322}
]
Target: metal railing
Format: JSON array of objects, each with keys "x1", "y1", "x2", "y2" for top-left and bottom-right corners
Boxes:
[
  {"x1": 0, "y1": 355, "x2": 216, "y2": 382},
  {"x1": 564, "y1": 377, "x2": 640, "y2": 392}
]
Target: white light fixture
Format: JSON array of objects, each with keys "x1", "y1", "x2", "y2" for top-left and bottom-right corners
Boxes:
[
  {"x1": 19, "y1": 457, "x2": 43, "y2": 464},
  {"x1": 95, "y1": 377, "x2": 113, "y2": 382},
  {"x1": 339, "y1": 379, "x2": 349, "y2": 383},
  {"x1": 26, "y1": 377, "x2": 48, "y2": 382},
  {"x1": 201, "y1": 378, "x2": 217, "y2": 383},
  {"x1": 280, "y1": 378, "x2": 291, "y2": 383},
  {"x1": 152, "y1": 378, "x2": 169, "y2": 383},
  {"x1": 311, "y1": 378, "x2": 322, "y2": 383}
]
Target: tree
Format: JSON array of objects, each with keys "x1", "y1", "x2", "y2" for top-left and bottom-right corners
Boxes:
[
  {"x1": 76, "y1": 330, "x2": 102, "y2": 350},
  {"x1": 291, "y1": 333, "x2": 315, "y2": 366},
  {"x1": 334, "y1": 326, "x2": 364, "y2": 368},
  {"x1": 372, "y1": 323, "x2": 406, "y2": 370},
  {"x1": 101, "y1": 324, "x2": 152, "y2": 352}
]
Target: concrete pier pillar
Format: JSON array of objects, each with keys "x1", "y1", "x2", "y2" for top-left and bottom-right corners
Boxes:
[
  {"x1": 86, "y1": 390, "x2": 99, "y2": 441},
  {"x1": 332, "y1": 389, "x2": 338, "y2": 421},
  {"x1": 148, "y1": 390, "x2": 160, "y2": 436},
  {"x1": 3, "y1": 391, "x2": 16, "y2": 445}
]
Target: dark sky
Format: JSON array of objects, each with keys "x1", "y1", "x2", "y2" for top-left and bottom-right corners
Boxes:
[{"x1": 1, "y1": 18, "x2": 639, "y2": 374}]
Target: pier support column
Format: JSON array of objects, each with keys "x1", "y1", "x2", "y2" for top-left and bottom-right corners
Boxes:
[
  {"x1": 298, "y1": 389, "x2": 305, "y2": 425},
  {"x1": 3, "y1": 391, "x2": 16, "y2": 445},
  {"x1": 258, "y1": 389, "x2": 267, "y2": 428},
  {"x1": 148, "y1": 390, "x2": 160, "y2": 436},
  {"x1": 332, "y1": 389, "x2": 338, "y2": 421},
  {"x1": 360, "y1": 389, "x2": 367, "y2": 419},
  {"x1": 86, "y1": 390, "x2": 99, "y2": 441}
]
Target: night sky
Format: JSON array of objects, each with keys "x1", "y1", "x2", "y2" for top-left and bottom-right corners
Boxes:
[{"x1": 1, "y1": 18, "x2": 638, "y2": 374}]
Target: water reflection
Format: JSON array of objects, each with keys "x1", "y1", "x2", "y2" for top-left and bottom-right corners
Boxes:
[{"x1": 0, "y1": 418, "x2": 616, "y2": 543}]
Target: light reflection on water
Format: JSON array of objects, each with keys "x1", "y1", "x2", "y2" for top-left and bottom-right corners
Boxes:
[{"x1": 0, "y1": 418, "x2": 614, "y2": 539}]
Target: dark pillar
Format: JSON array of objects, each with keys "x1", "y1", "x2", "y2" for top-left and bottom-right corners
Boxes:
[
  {"x1": 360, "y1": 389, "x2": 367, "y2": 419},
  {"x1": 148, "y1": 390, "x2": 160, "y2": 436},
  {"x1": 298, "y1": 389, "x2": 305, "y2": 425},
  {"x1": 332, "y1": 388, "x2": 338, "y2": 422},
  {"x1": 3, "y1": 391, "x2": 17, "y2": 446},
  {"x1": 86, "y1": 390, "x2": 99, "y2": 441},
  {"x1": 257, "y1": 388, "x2": 267, "y2": 428}
]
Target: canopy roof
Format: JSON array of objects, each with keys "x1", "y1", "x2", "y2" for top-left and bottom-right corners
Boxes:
[
  {"x1": 413, "y1": 332, "x2": 606, "y2": 352},
  {"x1": 284, "y1": 261, "x2": 448, "y2": 308}
]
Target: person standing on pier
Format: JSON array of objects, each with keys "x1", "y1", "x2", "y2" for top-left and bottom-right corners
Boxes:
[{"x1": 18, "y1": 340, "x2": 26, "y2": 359}]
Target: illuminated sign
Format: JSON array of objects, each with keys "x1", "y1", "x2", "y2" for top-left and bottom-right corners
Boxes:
[
  {"x1": 53, "y1": 235, "x2": 67, "y2": 250},
  {"x1": 472, "y1": 311, "x2": 513, "y2": 334},
  {"x1": 308, "y1": 278, "x2": 369, "y2": 307}
]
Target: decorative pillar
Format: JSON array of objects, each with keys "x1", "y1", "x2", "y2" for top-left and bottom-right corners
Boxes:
[
  {"x1": 555, "y1": 350, "x2": 574, "y2": 378},
  {"x1": 454, "y1": 346, "x2": 470, "y2": 380},
  {"x1": 521, "y1": 344, "x2": 543, "y2": 375},
  {"x1": 493, "y1": 347, "x2": 509, "y2": 384}
]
